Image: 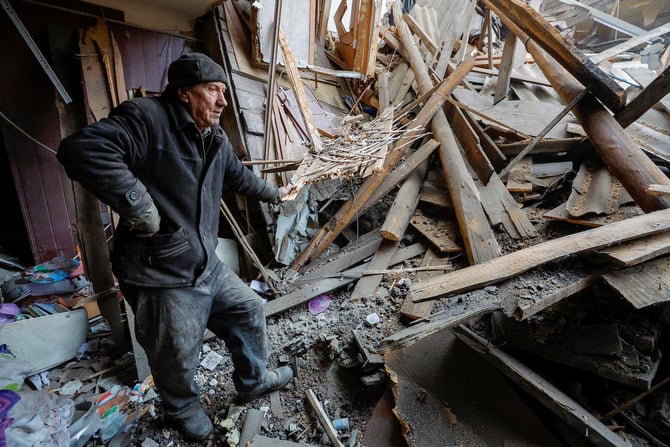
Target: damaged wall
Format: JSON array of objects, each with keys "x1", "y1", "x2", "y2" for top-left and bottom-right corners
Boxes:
[{"x1": 0, "y1": 0, "x2": 186, "y2": 263}]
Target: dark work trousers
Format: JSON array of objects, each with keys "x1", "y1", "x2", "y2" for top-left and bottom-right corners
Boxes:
[{"x1": 120, "y1": 261, "x2": 268, "y2": 419}]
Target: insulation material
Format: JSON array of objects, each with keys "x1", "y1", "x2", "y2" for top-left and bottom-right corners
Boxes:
[{"x1": 285, "y1": 108, "x2": 421, "y2": 200}]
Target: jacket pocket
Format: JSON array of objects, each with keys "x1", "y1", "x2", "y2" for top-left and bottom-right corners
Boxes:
[{"x1": 144, "y1": 227, "x2": 192, "y2": 265}]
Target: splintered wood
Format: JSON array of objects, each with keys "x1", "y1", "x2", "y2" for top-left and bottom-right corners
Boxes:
[{"x1": 284, "y1": 108, "x2": 422, "y2": 201}]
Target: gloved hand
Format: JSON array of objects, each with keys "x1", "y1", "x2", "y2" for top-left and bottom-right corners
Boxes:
[
  {"x1": 272, "y1": 186, "x2": 292, "y2": 204},
  {"x1": 123, "y1": 200, "x2": 161, "y2": 237}
]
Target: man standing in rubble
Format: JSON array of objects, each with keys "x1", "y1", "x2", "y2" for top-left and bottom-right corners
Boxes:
[{"x1": 57, "y1": 52, "x2": 293, "y2": 441}]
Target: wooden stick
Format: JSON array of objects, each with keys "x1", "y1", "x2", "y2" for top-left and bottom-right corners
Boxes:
[
  {"x1": 498, "y1": 84, "x2": 591, "y2": 179},
  {"x1": 278, "y1": 29, "x2": 324, "y2": 154},
  {"x1": 600, "y1": 375, "x2": 670, "y2": 421},
  {"x1": 614, "y1": 65, "x2": 670, "y2": 128},
  {"x1": 220, "y1": 200, "x2": 277, "y2": 292},
  {"x1": 305, "y1": 389, "x2": 344, "y2": 447}
]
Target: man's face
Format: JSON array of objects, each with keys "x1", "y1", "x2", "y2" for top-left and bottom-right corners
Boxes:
[{"x1": 178, "y1": 82, "x2": 228, "y2": 130}]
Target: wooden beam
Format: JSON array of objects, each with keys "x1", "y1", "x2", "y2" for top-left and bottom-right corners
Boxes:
[
  {"x1": 403, "y1": 12, "x2": 438, "y2": 55},
  {"x1": 455, "y1": 326, "x2": 630, "y2": 447},
  {"x1": 305, "y1": 389, "x2": 344, "y2": 447},
  {"x1": 349, "y1": 240, "x2": 399, "y2": 301},
  {"x1": 379, "y1": 161, "x2": 428, "y2": 242},
  {"x1": 446, "y1": 103, "x2": 495, "y2": 184},
  {"x1": 289, "y1": 59, "x2": 474, "y2": 271},
  {"x1": 500, "y1": 18, "x2": 670, "y2": 212},
  {"x1": 409, "y1": 209, "x2": 670, "y2": 302},
  {"x1": 493, "y1": 33, "x2": 518, "y2": 104},
  {"x1": 482, "y1": 0, "x2": 627, "y2": 112},
  {"x1": 614, "y1": 65, "x2": 670, "y2": 128},
  {"x1": 380, "y1": 303, "x2": 499, "y2": 352},
  {"x1": 350, "y1": 161, "x2": 429, "y2": 301},
  {"x1": 363, "y1": 139, "x2": 440, "y2": 209},
  {"x1": 647, "y1": 184, "x2": 670, "y2": 198},
  {"x1": 396, "y1": 4, "x2": 501, "y2": 264},
  {"x1": 278, "y1": 29, "x2": 323, "y2": 154}
]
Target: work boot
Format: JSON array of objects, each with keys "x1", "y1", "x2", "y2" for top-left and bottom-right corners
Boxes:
[
  {"x1": 170, "y1": 406, "x2": 213, "y2": 441},
  {"x1": 237, "y1": 366, "x2": 294, "y2": 403}
]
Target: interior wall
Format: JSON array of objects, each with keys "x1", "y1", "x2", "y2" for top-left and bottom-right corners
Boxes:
[{"x1": 83, "y1": 0, "x2": 215, "y2": 33}]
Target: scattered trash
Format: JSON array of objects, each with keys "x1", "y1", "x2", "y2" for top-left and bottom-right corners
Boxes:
[
  {"x1": 26, "y1": 371, "x2": 49, "y2": 391},
  {"x1": 332, "y1": 417, "x2": 350, "y2": 431},
  {"x1": 200, "y1": 351, "x2": 224, "y2": 371},
  {"x1": 69, "y1": 401, "x2": 100, "y2": 447},
  {"x1": 365, "y1": 313, "x2": 380, "y2": 326},
  {"x1": 59, "y1": 379, "x2": 83, "y2": 396},
  {"x1": 0, "y1": 304, "x2": 19, "y2": 325},
  {"x1": 308, "y1": 294, "x2": 332, "y2": 315},
  {"x1": 130, "y1": 376, "x2": 155, "y2": 403}
]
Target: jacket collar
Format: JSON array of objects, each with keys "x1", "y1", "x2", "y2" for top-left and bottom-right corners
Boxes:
[{"x1": 162, "y1": 95, "x2": 224, "y2": 141}]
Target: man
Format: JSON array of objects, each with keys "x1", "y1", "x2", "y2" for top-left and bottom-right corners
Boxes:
[{"x1": 58, "y1": 52, "x2": 293, "y2": 441}]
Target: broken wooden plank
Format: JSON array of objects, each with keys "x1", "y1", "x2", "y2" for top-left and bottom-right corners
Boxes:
[
  {"x1": 493, "y1": 33, "x2": 518, "y2": 104},
  {"x1": 278, "y1": 29, "x2": 323, "y2": 154},
  {"x1": 409, "y1": 209, "x2": 670, "y2": 302},
  {"x1": 399, "y1": 248, "x2": 452, "y2": 320},
  {"x1": 597, "y1": 232, "x2": 670, "y2": 267},
  {"x1": 297, "y1": 231, "x2": 382, "y2": 281},
  {"x1": 514, "y1": 276, "x2": 596, "y2": 320},
  {"x1": 476, "y1": 173, "x2": 538, "y2": 239},
  {"x1": 349, "y1": 240, "x2": 400, "y2": 301},
  {"x1": 482, "y1": 0, "x2": 626, "y2": 112},
  {"x1": 614, "y1": 65, "x2": 670, "y2": 129},
  {"x1": 455, "y1": 325, "x2": 630, "y2": 447},
  {"x1": 647, "y1": 184, "x2": 670, "y2": 198},
  {"x1": 602, "y1": 255, "x2": 670, "y2": 309},
  {"x1": 379, "y1": 160, "x2": 428, "y2": 242},
  {"x1": 396, "y1": 5, "x2": 501, "y2": 264},
  {"x1": 290, "y1": 58, "x2": 474, "y2": 271},
  {"x1": 409, "y1": 209, "x2": 461, "y2": 254},
  {"x1": 380, "y1": 303, "x2": 499, "y2": 352}
]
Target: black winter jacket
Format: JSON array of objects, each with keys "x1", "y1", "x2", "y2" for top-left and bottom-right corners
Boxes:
[{"x1": 58, "y1": 95, "x2": 278, "y2": 287}]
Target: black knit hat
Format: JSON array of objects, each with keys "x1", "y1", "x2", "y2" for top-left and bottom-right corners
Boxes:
[{"x1": 166, "y1": 52, "x2": 228, "y2": 90}]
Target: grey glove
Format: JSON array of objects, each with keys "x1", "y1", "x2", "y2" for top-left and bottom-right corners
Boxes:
[{"x1": 123, "y1": 200, "x2": 161, "y2": 237}]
